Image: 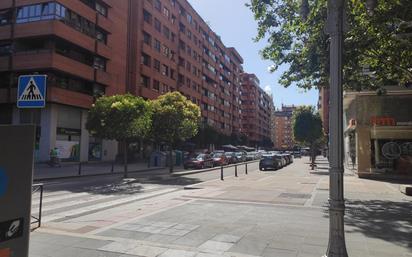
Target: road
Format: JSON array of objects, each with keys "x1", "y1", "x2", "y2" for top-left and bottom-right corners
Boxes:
[{"x1": 29, "y1": 158, "x2": 411, "y2": 257}]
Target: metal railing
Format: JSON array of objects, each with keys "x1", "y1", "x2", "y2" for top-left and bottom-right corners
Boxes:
[{"x1": 31, "y1": 183, "x2": 44, "y2": 230}]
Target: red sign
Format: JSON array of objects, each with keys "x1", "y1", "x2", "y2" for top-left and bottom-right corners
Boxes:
[
  {"x1": 370, "y1": 116, "x2": 396, "y2": 126},
  {"x1": 0, "y1": 248, "x2": 10, "y2": 257}
]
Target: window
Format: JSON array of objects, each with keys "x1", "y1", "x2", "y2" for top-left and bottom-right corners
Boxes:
[
  {"x1": 141, "y1": 52, "x2": 151, "y2": 66},
  {"x1": 95, "y1": 2, "x2": 107, "y2": 17},
  {"x1": 187, "y1": 30, "x2": 192, "y2": 39},
  {"x1": 154, "y1": 18, "x2": 161, "y2": 32},
  {"x1": 141, "y1": 75, "x2": 150, "y2": 88},
  {"x1": 0, "y1": 42, "x2": 11, "y2": 56},
  {"x1": 187, "y1": 14, "x2": 192, "y2": 24},
  {"x1": 171, "y1": 0, "x2": 176, "y2": 7},
  {"x1": 154, "y1": 0, "x2": 161, "y2": 11},
  {"x1": 143, "y1": 9, "x2": 152, "y2": 24},
  {"x1": 95, "y1": 28, "x2": 107, "y2": 43},
  {"x1": 153, "y1": 79, "x2": 160, "y2": 91},
  {"x1": 162, "y1": 44, "x2": 170, "y2": 57},
  {"x1": 0, "y1": 9, "x2": 12, "y2": 25},
  {"x1": 178, "y1": 74, "x2": 184, "y2": 84},
  {"x1": 163, "y1": 26, "x2": 170, "y2": 39},
  {"x1": 171, "y1": 15, "x2": 176, "y2": 24},
  {"x1": 163, "y1": 7, "x2": 169, "y2": 18},
  {"x1": 161, "y1": 64, "x2": 169, "y2": 76},
  {"x1": 154, "y1": 59, "x2": 160, "y2": 71},
  {"x1": 154, "y1": 39, "x2": 160, "y2": 52},
  {"x1": 93, "y1": 56, "x2": 106, "y2": 71},
  {"x1": 171, "y1": 32, "x2": 176, "y2": 42},
  {"x1": 179, "y1": 23, "x2": 185, "y2": 33},
  {"x1": 178, "y1": 57, "x2": 185, "y2": 67},
  {"x1": 186, "y1": 61, "x2": 191, "y2": 72},
  {"x1": 143, "y1": 31, "x2": 151, "y2": 45},
  {"x1": 186, "y1": 78, "x2": 191, "y2": 87},
  {"x1": 170, "y1": 69, "x2": 176, "y2": 80}
]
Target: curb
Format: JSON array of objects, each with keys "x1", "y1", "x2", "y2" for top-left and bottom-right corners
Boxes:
[
  {"x1": 33, "y1": 167, "x2": 165, "y2": 183},
  {"x1": 172, "y1": 160, "x2": 259, "y2": 177}
]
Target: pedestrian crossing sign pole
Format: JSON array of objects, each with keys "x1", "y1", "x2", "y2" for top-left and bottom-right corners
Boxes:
[{"x1": 17, "y1": 75, "x2": 47, "y2": 108}]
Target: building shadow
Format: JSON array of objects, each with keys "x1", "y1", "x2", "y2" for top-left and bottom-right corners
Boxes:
[{"x1": 324, "y1": 199, "x2": 412, "y2": 248}]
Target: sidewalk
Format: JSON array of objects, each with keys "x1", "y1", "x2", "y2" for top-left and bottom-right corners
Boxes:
[
  {"x1": 29, "y1": 157, "x2": 412, "y2": 257},
  {"x1": 34, "y1": 161, "x2": 185, "y2": 181}
]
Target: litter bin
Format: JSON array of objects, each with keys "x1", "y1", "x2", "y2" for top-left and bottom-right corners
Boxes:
[
  {"x1": 149, "y1": 151, "x2": 167, "y2": 167},
  {"x1": 175, "y1": 150, "x2": 183, "y2": 166}
]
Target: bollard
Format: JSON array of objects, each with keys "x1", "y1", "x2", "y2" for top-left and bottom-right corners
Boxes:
[
  {"x1": 78, "y1": 162, "x2": 82, "y2": 176},
  {"x1": 235, "y1": 165, "x2": 238, "y2": 177},
  {"x1": 245, "y1": 163, "x2": 248, "y2": 174},
  {"x1": 221, "y1": 165, "x2": 224, "y2": 181},
  {"x1": 111, "y1": 161, "x2": 114, "y2": 173}
]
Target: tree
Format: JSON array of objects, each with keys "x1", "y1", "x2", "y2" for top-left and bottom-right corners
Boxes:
[
  {"x1": 86, "y1": 94, "x2": 152, "y2": 178},
  {"x1": 248, "y1": 0, "x2": 412, "y2": 91},
  {"x1": 292, "y1": 106, "x2": 323, "y2": 169},
  {"x1": 150, "y1": 92, "x2": 201, "y2": 172}
]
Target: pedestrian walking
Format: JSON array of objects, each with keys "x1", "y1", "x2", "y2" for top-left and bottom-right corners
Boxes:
[{"x1": 49, "y1": 147, "x2": 61, "y2": 167}]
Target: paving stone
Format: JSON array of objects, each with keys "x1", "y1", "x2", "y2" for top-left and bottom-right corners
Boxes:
[
  {"x1": 72, "y1": 238, "x2": 113, "y2": 250},
  {"x1": 144, "y1": 233, "x2": 181, "y2": 244},
  {"x1": 199, "y1": 240, "x2": 234, "y2": 254},
  {"x1": 173, "y1": 230, "x2": 217, "y2": 247},
  {"x1": 261, "y1": 247, "x2": 297, "y2": 257},
  {"x1": 126, "y1": 245, "x2": 168, "y2": 257},
  {"x1": 229, "y1": 236, "x2": 268, "y2": 256},
  {"x1": 97, "y1": 229, "x2": 151, "y2": 240},
  {"x1": 195, "y1": 253, "x2": 223, "y2": 257},
  {"x1": 173, "y1": 224, "x2": 200, "y2": 231},
  {"x1": 158, "y1": 249, "x2": 197, "y2": 257},
  {"x1": 160, "y1": 228, "x2": 191, "y2": 236},
  {"x1": 151, "y1": 221, "x2": 178, "y2": 228},
  {"x1": 212, "y1": 234, "x2": 241, "y2": 243},
  {"x1": 99, "y1": 241, "x2": 140, "y2": 254}
]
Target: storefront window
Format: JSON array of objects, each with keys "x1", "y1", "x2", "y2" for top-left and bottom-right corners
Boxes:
[{"x1": 56, "y1": 106, "x2": 81, "y2": 161}]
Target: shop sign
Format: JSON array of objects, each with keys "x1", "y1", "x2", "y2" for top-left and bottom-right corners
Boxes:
[
  {"x1": 56, "y1": 127, "x2": 81, "y2": 136},
  {"x1": 370, "y1": 116, "x2": 396, "y2": 126}
]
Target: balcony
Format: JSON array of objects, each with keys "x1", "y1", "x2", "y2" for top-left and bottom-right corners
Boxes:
[
  {"x1": 14, "y1": 20, "x2": 95, "y2": 52},
  {"x1": 48, "y1": 86, "x2": 93, "y2": 109},
  {"x1": 12, "y1": 50, "x2": 94, "y2": 81},
  {"x1": 0, "y1": 56, "x2": 9, "y2": 71},
  {"x1": 97, "y1": 42, "x2": 111, "y2": 59},
  {"x1": 96, "y1": 69, "x2": 111, "y2": 86},
  {"x1": 0, "y1": 25, "x2": 11, "y2": 40},
  {"x1": 97, "y1": 14, "x2": 113, "y2": 32},
  {"x1": 0, "y1": 0, "x2": 12, "y2": 9}
]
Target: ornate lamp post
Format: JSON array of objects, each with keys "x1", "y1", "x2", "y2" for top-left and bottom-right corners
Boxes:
[{"x1": 300, "y1": 0, "x2": 378, "y2": 256}]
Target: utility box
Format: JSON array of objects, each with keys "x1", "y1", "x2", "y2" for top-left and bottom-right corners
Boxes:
[{"x1": 0, "y1": 125, "x2": 35, "y2": 257}]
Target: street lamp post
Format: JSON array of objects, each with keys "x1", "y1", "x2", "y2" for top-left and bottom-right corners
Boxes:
[{"x1": 324, "y1": 0, "x2": 348, "y2": 256}]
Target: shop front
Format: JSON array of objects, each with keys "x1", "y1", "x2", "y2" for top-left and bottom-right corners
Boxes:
[{"x1": 344, "y1": 92, "x2": 412, "y2": 178}]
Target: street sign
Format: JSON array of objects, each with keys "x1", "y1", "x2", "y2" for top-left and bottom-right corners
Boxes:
[
  {"x1": 17, "y1": 75, "x2": 47, "y2": 108},
  {"x1": 0, "y1": 125, "x2": 35, "y2": 257}
]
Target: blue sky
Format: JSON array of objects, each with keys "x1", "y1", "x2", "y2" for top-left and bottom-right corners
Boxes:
[{"x1": 188, "y1": 0, "x2": 319, "y2": 109}]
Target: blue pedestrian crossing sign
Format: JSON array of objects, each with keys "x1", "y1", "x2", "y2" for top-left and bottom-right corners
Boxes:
[{"x1": 17, "y1": 75, "x2": 47, "y2": 108}]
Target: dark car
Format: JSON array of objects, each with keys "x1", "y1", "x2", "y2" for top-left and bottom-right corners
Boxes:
[
  {"x1": 224, "y1": 152, "x2": 237, "y2": 164},
  {"x1": 259, "y1": 154, "x2": 281, "y2": 171},
  {"x1": 184, "y1": 154, "x2": 214, "y2": 169},
  {"x1": 293, "y1": 151, "x2": 302, "y2": 158},
  {"x1": 212, "y1": 152, "x2": 228, "y2": 166}
]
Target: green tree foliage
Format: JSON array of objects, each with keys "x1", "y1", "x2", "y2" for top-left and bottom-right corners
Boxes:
[
  {"x1": 248, "y1": 0, "x2": 412, "y2": 91},
  {"x1": 292, "y1": 106, "x2": 323, "y2": 169},
  {"x1": 86, "y1": 94, "x2": 152, "y2": 177},
  {"x1": 150, "y1": 92, "x2": 201, "y2": 172}
]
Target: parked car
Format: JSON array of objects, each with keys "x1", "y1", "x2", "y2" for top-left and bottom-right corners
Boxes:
[
  {"x1": 235, "y1": 151, "x2": 247, "y2": 163},
  {"x1": 246, "y1": 152, "x2": 256, "y2": 161},
  {"x1": 224, "y1": 152, "x2": 237, "y2": 164},
  {"x1": 184, "y1": 154, "x2": 214, "y2": 169},
  {"x1": 259, "y1": 154, "x2": 281, "y2": 171},
  {"x1": 293, "y1": 151, "x2": 302, "y2": 158},
  {"x1": 212, "y1": 152, "x2": 228, "y2": 166}
]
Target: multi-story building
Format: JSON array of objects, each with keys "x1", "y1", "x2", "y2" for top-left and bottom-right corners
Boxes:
[
  {"x1": 273, "y1": 105, "x2": 296, "y2": 150},
  {"x1": 318, "y1": 87, "x2": 329, "y2": 136},
  {"x1": 0, "y1": 0, "x2": 244, "y2": 163},
  {"x1": 240, "y1": 73, "x2": 273, "y2": 146},
  {"x1": 134, "y1": 0, "x2": 243, "y2": 135}
]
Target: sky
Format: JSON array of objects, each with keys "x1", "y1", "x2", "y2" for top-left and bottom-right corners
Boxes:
[{"x1": 187, "y1": 0, "x2": 319, "y2": 109}]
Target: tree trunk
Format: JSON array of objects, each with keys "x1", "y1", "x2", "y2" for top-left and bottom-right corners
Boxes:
[
  {"x1": 123, "y1": 141, "x2": 128, "y2": 178},
  {"x1": 169, "y1": 147, "x2": 174, "y2": 173}
]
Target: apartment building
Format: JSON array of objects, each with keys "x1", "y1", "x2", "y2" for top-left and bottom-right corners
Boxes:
[
  {"x1": 135, "y1": 0, "x2": 243, "y2": 134},
  {"x1": 318, "y1": 87, "x2": 329, "y2": 136},
  {"x1": 240, "y1": 73, "x2": 273, "y2": 146},
  {"x1": 0, "y1": 0, "x2": 244, "y2": 162},
  {"x1": 273, "y1": 105, "x2": 296, "y2": 150}
]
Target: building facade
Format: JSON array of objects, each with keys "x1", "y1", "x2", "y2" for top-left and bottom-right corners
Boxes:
[
  {"x1": 273, "y1": 105, "x2": 296, "y2": 150},
  {"x1": 318, "y1": 87, "x2": 329, "y2": 136},
  {"x1": 343, "y1": 86, "x2": 412, "y2": 178},
  {"x1": 240, "y1": 73, "x2": 273, "y2": 146},
  {"x1": 0, "y1": 0, "x2": 244, "y2": 163}
]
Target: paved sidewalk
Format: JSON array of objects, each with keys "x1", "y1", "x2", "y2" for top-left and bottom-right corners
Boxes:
[
  {"x1": 34, "y1": 162, "x2": 185, "y2": 180},
  {"x1": 29, "y1": 157, "x2": 412, "y2": 257}
]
